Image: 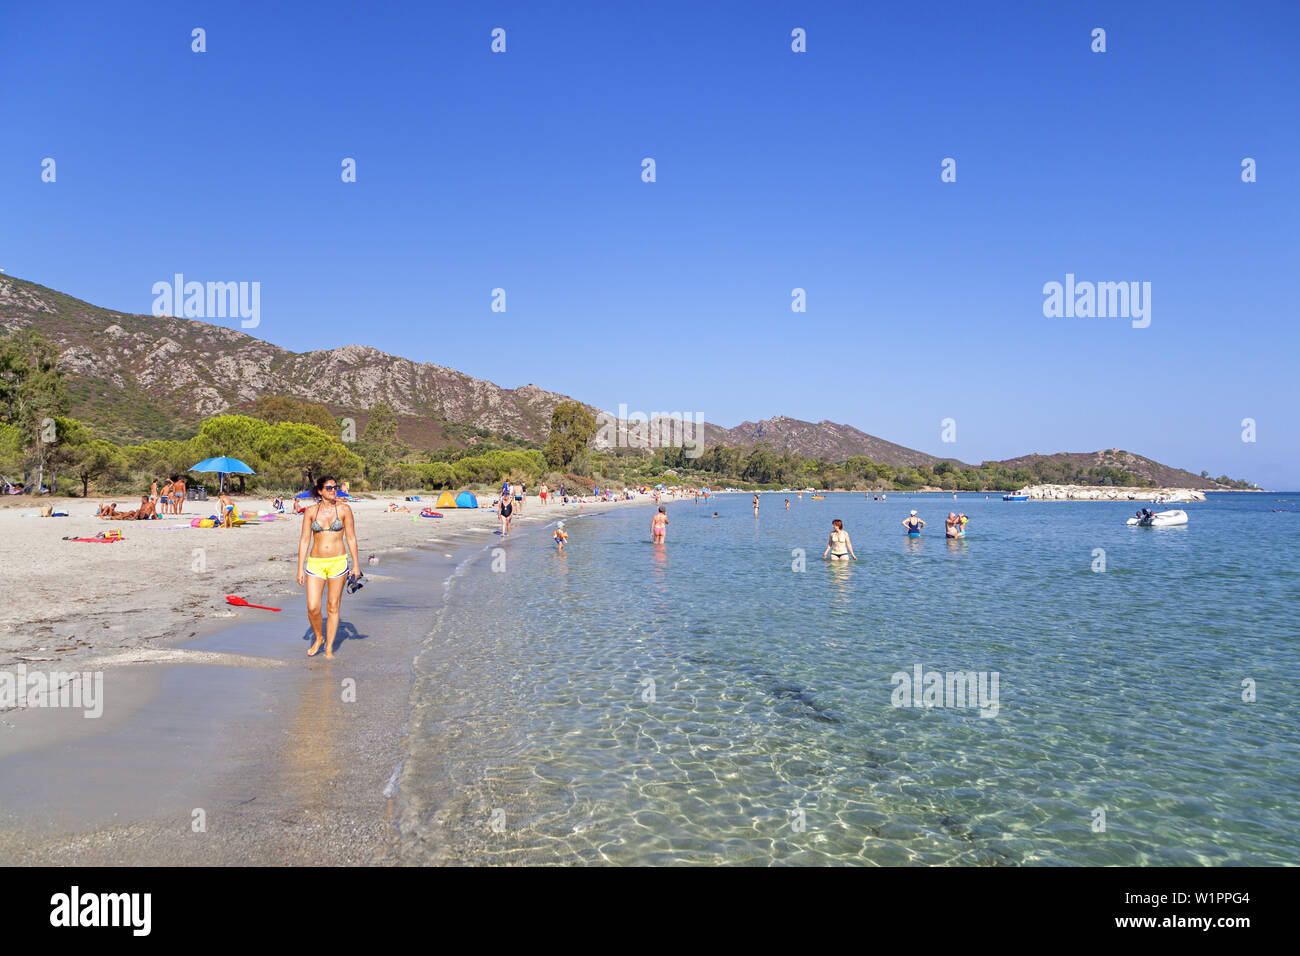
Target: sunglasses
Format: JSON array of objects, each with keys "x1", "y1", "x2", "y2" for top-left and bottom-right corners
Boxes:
[{"x1": 322, "y1": 484, "x2": 337, "y2": 490}]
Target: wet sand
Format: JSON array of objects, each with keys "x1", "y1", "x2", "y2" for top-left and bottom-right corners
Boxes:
[{"x1": 0, "y1": 492, "x2": 658, "y2": 864}]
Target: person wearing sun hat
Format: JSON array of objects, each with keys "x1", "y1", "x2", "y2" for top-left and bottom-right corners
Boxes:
[{"x1": 553, "y1": 520, "x2": 568, "y2": 550}]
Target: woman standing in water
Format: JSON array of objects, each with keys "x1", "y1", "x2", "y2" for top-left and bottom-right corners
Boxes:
[
  {"x1": 498, "y1": 492, "x2": 514, "y2": 537},
  {"x1": 296, "y1": 475, "x2": 360, "y2": 659},
  {"x1": 753, "y1": 493, "x2": 760, "y2": 515},
  {"x1": 651, "y1": 506, "x2": 669, "y2": 542},
  {"x1": 822, "y1": 519, "x2": 857, "y2": 561}
]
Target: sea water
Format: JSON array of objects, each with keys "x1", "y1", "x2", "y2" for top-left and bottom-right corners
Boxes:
[{"x1": 393, "y1": 493, "x2": 1299, "y2": 865}]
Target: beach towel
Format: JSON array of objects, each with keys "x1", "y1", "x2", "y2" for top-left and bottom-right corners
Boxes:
[{"x1": 63, "y1": 531, "x2": 124, "y2": 543}]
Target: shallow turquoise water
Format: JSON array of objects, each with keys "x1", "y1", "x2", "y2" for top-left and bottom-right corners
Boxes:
[{"x1": 396, "y1": 493, "x2": 1299, "y2": 865}]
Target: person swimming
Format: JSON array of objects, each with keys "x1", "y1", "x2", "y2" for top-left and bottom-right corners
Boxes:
[
  {"x1": 296, "y1": 475, "x2": 360, "y2": 659},
  {"x1": 903, "y1": 510, "x2": 925, "y2": 534},
  {"x1": 823, "y1": 518, "x2": 857, "y2": 561}
]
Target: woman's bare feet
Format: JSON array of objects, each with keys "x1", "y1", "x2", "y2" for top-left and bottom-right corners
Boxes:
[{"x1": 307, "y1": 635, "x2": 324, "y2": 657}]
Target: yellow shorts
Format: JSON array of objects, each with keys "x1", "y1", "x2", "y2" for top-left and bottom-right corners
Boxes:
[{"x1": 306, "y1": 554, "x2": 350, "y2": 580}]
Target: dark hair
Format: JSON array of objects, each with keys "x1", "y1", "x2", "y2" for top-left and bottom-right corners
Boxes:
[
  {"x1": 315, "y1": 475, "x2": 339, "y2": 496},
  {"x1": 658, "y1": 506, "x2": 666, "y2": 513},
  {"x1": 832, "y1": 519, "x2": 843, "y2": 529}
]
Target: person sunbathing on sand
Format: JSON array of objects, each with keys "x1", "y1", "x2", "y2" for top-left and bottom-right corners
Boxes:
[
  {"x1": 96, "y1": 502, "x2": 118, "y2": 517},
  {"x1": 388, "y1": 502, "x2": 411, "y2": 513},
  {"x1": 105, "y1": 497, "x2": 148, "y2": 520}
]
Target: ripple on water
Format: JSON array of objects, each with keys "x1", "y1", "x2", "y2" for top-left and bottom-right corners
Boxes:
[{"x1": 395, "y1": 495, "x2": 1300, "y2": 865}]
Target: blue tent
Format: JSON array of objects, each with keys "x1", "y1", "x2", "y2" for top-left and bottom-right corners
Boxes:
[{"x1": 456, "y1": 491, "x2": 478, "y2": 509}]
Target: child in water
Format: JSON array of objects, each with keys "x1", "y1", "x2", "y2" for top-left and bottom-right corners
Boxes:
[{"x1": 553, "y1": 521, "x2": 568, "y2": 549}]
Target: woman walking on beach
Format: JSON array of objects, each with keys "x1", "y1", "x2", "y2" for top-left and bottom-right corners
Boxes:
[
  {"x1": 296, "y1": 475, "x2": 360, "y2": 659},
  {"x1": 823, "y1": 519, "x2": 857, "y2": 561},
  {"x1": 651, "y1": 506, "x2": 668, "y2": 542},
  {"x1": 498, "y1": 492, "x2": 514, "y2": 537}
]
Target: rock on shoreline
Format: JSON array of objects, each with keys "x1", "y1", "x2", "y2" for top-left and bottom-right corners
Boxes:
[{"x1": 1014, "y1": 484, "x2": 1207, "y2": 501}]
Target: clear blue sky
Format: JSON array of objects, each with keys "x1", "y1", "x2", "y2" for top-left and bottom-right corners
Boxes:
[{"x1": 2, "y1": 1, "x2": 1297, "y2": 487}]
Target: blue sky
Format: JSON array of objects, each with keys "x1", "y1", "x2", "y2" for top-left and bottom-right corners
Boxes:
[{"x1": 2, "y1": 1, "x2": 1297, "y2": 487}]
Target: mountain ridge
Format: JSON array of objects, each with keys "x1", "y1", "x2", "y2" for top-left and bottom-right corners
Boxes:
[{"x1": 0, "y1": 274, "x2": 1241, "y2": 487}]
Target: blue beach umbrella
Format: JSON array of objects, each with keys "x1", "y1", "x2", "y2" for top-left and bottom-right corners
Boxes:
[{"x1": 188, "y1": 455, "x2": 255, "y2": 493}]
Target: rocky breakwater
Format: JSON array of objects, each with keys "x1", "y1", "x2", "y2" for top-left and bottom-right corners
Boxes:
[{"x1": 1015, "y1": 484, "x2": 1207, "y2": 501}]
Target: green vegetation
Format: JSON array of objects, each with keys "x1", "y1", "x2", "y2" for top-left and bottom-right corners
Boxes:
[
  {"x1": 0, "y1": 330, "x2": 1261, "y2": 496},
  {"x1": 544, "y1": 401, "x2": 597, "y2": 471},
  {"x1": 0, "y1": 330, "x2": 69, "y2": 486},
  {"x1": 248, "y1": 394, "x2": 338, "y2": 433},
  {"x1": 576, "y1": 444, "x2": 1162, "y2": 492}
]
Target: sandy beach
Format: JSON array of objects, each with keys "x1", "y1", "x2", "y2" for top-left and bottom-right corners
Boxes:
[
  {"x1": 0, "y1": 492, "x2": 639, "y2": 663},
  {"x1": 0, "y1": 490, "x2": 659, "y2": 864}
]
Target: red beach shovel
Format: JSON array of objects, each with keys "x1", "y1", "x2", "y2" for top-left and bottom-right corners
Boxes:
[{"x1": 226, "y1": 595, "x2": 281, "y2": 612}]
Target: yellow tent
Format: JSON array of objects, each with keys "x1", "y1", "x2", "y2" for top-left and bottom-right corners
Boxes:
[{"x1": 435, "y1": 490, "x2": 458, "y2": 509}]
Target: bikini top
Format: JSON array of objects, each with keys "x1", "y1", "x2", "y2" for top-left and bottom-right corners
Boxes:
[{"x1": 311, "y1": 505, "x2": 344, "y2": 532}]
